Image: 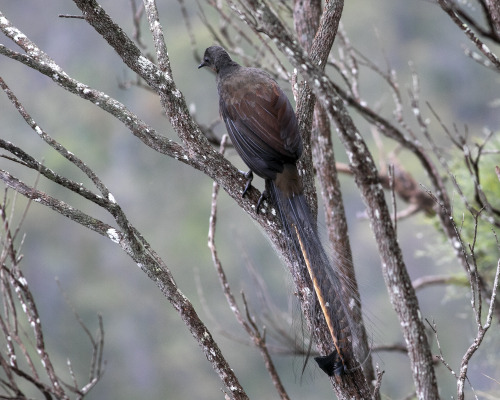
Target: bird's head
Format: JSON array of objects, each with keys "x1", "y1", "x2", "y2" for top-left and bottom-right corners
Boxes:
[{"x1": 198, "y1": 46, "x2": 234, "y2": 73}]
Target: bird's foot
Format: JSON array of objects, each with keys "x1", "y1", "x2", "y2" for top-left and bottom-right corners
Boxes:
[
  {"x1": 242, "y1": 170, "x2": 253, "y2": 197},
  {"x1": 242, "y1": 170, "x2": 267, "y2": 213},
  {"x1": 256, "y1": 190, "x2": 268, "y2": 213}
]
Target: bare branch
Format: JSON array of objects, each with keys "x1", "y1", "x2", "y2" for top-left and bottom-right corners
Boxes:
[
  {"x1": 0, "y1": 192, "x2": 104, "y2": 399},
  {"x1": 130, "y1": 0, "x2": 147, "y2": 49},
  {"x1": 207, "y1": 135, "x2": 288, "y2": 399},
  {"x1": 412, "y1": 274, "x2": 468, "y2": 291},
  {"x1": 436, "y1": 0, "x2": 500, "y2": 71}
]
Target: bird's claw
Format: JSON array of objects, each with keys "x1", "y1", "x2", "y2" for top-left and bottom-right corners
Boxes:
[
  {"x1": 256, "y1": 190, "x2": 268, "y2": 213},
  {"x1": 242, "y1": 170, "x2": 253, "y2": 197},
  {"x1": 242, "y1": 170, "x2": 267, "y2": 213}
]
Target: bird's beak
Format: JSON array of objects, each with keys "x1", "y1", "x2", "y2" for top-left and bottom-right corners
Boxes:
[{"x1": 198, "y1": 61, "x2": 206, "y2": 69}]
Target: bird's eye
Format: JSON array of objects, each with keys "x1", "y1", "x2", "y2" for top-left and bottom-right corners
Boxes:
[{"x1": 205, "y1": 57, "x2": 210, "y2": 63}]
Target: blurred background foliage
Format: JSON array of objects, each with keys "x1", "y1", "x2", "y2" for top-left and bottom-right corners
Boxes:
[{"x1": 0, "y1": 0, "x2": 499, "y2": 399}]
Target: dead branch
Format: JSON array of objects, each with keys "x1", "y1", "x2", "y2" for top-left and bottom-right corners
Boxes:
[{"x1": 0, "y1": 191, "x2": 104, "y2": 399}]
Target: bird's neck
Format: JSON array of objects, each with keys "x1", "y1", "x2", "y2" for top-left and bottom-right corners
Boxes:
[{"x1": 217, "y1": 61, "x2": 240, "y2": 79}]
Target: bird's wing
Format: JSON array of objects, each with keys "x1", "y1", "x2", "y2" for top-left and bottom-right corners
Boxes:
[{"x1": 219, "y1": 70, "x2": 302, "y2": 179}]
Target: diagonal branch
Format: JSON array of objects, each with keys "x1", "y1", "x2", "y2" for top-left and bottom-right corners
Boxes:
[
  {"x1": 0, "y1": 44, "x2": 186, "y2": 163},
  {"x1": 0, "y1": 79, "x2": 249, "y2": 399},
  {"x1": 208, "y1": 135, "x2": 289, "y2": 400},
  {"x1": 436, "y1": 0, "x2": 500, "y2": 71}
]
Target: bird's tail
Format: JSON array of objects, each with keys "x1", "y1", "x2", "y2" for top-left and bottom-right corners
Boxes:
[{"x1": 269, "y1": 165, "x2": 357, "y2": 376}]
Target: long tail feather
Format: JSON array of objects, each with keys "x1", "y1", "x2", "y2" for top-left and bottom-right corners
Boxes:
[{"x1": 269, "y1": 179, "x2": 356, "y2": 376}]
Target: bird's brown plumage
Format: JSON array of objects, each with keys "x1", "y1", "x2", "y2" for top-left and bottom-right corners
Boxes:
[{"x1": 199, "y1": 45, "x2": 302, "y2": 185}]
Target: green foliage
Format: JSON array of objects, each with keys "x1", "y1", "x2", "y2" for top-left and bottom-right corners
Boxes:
[
  {"x1": 417, "y1": 134, "x2": 499, "y2": 299},
  {"x1": 450, "y1": 134, "x2": 500, "y2": 281}
]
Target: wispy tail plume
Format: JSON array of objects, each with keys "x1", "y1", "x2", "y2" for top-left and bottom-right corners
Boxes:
[{"x1": 269, "y1": 173, "x2": 358, "y2": 376}]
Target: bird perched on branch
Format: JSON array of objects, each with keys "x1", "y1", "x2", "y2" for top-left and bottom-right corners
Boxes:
[{"x1": 198, "y1": 45, "x2": 357, "y2": 377}]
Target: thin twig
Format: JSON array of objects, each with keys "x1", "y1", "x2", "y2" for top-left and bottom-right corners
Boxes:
[
  {"x1": 130, "y1": 0, "x2": 147, "y2": 49},
  {"x1": 207, "y1": 135, "x2": 290, "y2": 400},
  {"x1": 388, "y1": 164, "x2": 397, "y2": 236},
  {"x1": 58, "y1": 14, "x2": 85, "y2": 19},
  {"x1": 436, "y1": 0, "x2": 500, "y2": 70}
]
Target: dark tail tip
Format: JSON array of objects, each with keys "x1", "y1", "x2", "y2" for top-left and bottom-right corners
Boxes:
[{"x1": 315, "y1": 351, "x2": 346, "y2": 377}]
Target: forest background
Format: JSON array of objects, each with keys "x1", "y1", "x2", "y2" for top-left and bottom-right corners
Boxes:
[{"x1": 0, "y1": 0, "x2": 499, "y2": 399}]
